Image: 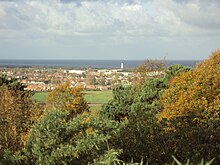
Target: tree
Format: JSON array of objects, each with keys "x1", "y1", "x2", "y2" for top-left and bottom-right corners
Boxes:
[
  {"x1": 159, "y1": 50, "x2": 220, "y2": 163},
  {"x1": 0, "y1": 75, "x2": 38, "y2": 154},
  {"x1": 101, "y1": 79, "x2": 166, "y2": 163},
  {"x1": 101, "y1": 85, "x2": 133, "y2": 121},
  {"x1": 100, "y1": 61, "x2": 192, "y2": 164},
  {"x1": 46, "y1": 82, "x2": 89, "y2": 117},
  {"x1": 160, "y1": 50, "x2": 220, "y2": 120},
  {"x1": 163, "y1": 64, "x2": 192, "y2": 83},
  {"x1": 20, "y1": 109, "x2": 120, "y2": 165},
  {"x1": 0, "y1": 74, "x2": 27, "y2": 91},
  {"x1": 133, "y1": 58, "x2": 165, "y2": 87},
  {"x1": 117, "y1": 77, "x2": 167, "y2": 164}
]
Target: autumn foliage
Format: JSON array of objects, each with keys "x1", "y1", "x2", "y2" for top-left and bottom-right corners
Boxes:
[
  {"x1": 1, "y1": 50, "x2": 220, "y2": 164},
  {"x1": 160, "y1": 50, "x2": 220, "y2": 120},
  {"x1": 0, "y1": 77, "x2": 37, "y2": 154},
  {"x1": 46, "y1": 82, "x2": 89, "y2": 116}
]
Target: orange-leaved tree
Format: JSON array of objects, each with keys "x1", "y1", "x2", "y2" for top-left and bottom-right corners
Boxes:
[
  {"x1": 158, "y1": 50, "x2": 220, "y2": 163},
  {"x1": 0, "y1": 77, "x2": 38, "y2": 154},
  {"x1": 160, "y1": 50, "x2": 220, "y2": 121},
  {"x1": 46, "y1": 82, "x2": 89, "y2": 117}
]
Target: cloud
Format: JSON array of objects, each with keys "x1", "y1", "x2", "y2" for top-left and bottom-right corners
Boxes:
[
  {"x1": 177, "y1": 1, "x2": 220, "y2": 30},
  {"x1": 0, "y1": 0, "x2": 219, "y2": 44},
  {"x1": 151, "y1": 0, "x2": 220, "y2": 35},
  {"x1": 0, "y1": 0, "x2": 154, "y2": 46}
]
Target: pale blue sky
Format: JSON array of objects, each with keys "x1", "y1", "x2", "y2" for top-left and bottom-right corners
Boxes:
[{"x1": 0, "y1": 0, "x2": 219, "y2": 60}]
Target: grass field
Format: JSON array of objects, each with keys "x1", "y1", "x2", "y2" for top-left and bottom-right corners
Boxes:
[
  {"x1": 32, "y1": 90, "x2": 113, "y2": 111},
  {"x1": 32, "y1": 92, "x2": 48, "y2": 103},
  {"x1": 83, "y1": 90, "x2": 112, "y2": 104},
  {"x1": 84, "y1": 90, "x2": 112, "y2": 111}
]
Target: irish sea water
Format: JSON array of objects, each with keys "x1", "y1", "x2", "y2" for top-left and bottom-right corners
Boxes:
[{"x1": 0, "y1": 60, "x2": 201, "y2": 68}]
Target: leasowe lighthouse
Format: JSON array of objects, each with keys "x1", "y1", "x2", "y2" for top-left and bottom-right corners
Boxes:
[{"x1": 120, "y1": 62, "x2": 124, "y2": 69}]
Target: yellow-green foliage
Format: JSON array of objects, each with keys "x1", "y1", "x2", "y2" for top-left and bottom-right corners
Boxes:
[
  {"x1": 160, "y1": 50, "x2": 220, "y2": 120},
  {"x1": 0, "y1": 86, "x2": 37, "y2": 153},
  {"x1": 46, "y1": 82, "x2": 89, "y2": 116},
  {"x1": 22, "y1": 110, "x2": 120, "y2": 165}
]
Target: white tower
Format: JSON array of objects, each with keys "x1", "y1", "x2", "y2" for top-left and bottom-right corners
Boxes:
[{"x1": 120, "y1": 63, "x2": 124, "y2": 69}]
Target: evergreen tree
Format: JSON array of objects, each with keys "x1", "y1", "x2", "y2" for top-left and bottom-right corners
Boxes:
[{"x1": 20, "y1": 109, "x2": 120, "y2": 165}]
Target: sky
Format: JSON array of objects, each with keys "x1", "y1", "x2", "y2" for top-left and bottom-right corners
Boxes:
[{"x1": 0, "y1": 0, "x2": 219, "y2": 60}]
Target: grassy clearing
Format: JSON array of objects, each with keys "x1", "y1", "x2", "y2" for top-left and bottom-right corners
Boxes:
[
  {"x1": 32, "y1": 90, "x2": 112, "y2": 111},
  {"x1": 83, "y1": 90, "x2": 112, "y2": 104},
  {"x1": 32, "y1": 92, "x2": 48, "y2": 103},
  {"x1": 83, "y1": 90, "x2": 112, "y2": 112}
]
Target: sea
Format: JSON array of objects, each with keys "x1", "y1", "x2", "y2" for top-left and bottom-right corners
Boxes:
[{"x1": 0, "y1": 60, "x2": 201, "y2": 69}]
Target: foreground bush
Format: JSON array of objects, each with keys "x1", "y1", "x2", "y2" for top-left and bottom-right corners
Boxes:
[
  {"x1": 159, "y1": 50, "x2": 220, "y2": 163},
  {"x1": 160, "y1": 50, "x2": 220, "y2": 119},
  {"x1": 18, "y1": 109, "x2": 120, "y2": 165},
  {"x1": 0, "y1": 75, "x2": 39, "y2": 155},
  {"x1": 101, "y1": 63, "x2": 191, "y2": 164}
]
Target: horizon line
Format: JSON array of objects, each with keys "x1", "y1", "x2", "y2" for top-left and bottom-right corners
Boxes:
[{"x1": 0, "y1": 59, "x2": 203, "y2": 61}]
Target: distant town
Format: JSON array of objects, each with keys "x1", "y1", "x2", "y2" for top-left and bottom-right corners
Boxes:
[{"x1": 0, "y1": 63, "x2": 139, "y2": 91}]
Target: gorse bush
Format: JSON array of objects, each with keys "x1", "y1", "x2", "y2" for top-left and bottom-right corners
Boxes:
[{"x1": 19, "y1": 109, "x2": 121, "y2": 165}]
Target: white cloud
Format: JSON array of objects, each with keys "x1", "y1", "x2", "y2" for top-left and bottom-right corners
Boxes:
[
  {"x1": 0, "y1": 4, "x2": 6, "y2": 17},
  {"x1": 0, "y1": 0, "x2": 152, "y2": 40},
  {"x1": 1, "y1": 0, "x2": 219, "y2": 41},
  {"x1": 151, "y1": 0, "x2": 220, "y2": 35},
  {"x1": 0, "y1": 0, "x2": 219, "y2": 60}
]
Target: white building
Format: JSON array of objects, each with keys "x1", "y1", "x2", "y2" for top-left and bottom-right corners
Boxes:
[
  {"x1": 121, "y1": 63, "x2": 124, "y2": 69},
  {"x1": 64, "y1": 70, "x2": 85, "y2": 75}
]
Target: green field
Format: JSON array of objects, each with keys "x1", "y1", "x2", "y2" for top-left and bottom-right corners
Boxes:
[
  {"x1": 83, "y1": 90, "x2": 112, "y2": 104},
  {"x1": 32, "y1": 92, "x2": 49, "y2": 103},
  {"x1": 32, "y1": 90, "x2": 112, "y2": 111},
  {"x1": 84, "y1": 90, "x2": 112, "y2": 111}
]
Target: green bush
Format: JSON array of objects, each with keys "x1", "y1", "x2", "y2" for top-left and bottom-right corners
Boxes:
[
  {"x1": 20, "y1": 109, "x2": 120, "y2": 165},
  {"x1": 101, "y1": 64, "x2": 197, "y2": 164}
]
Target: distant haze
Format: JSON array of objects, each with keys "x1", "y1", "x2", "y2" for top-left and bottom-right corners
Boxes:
[
  {"x1": 0, "y1": 0, "x2": 219, "y2": 60},
  {"x1": 0, "y1": 59, "x2": 201, "y2": 68}
]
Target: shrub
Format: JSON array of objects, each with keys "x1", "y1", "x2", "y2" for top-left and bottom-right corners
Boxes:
[{"x1": 21, "y1": 109, "x2": 120, "y2": 165}]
